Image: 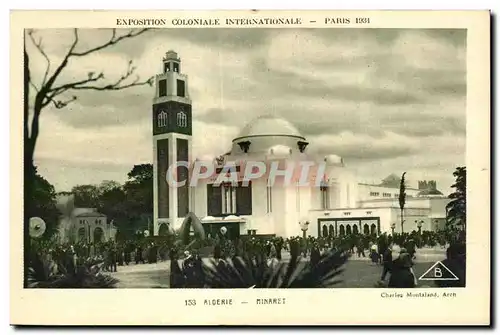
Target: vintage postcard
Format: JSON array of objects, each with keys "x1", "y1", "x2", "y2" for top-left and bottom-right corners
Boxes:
[{"x1": 10, "y1": 10, "x2": 490, "y2": 325}]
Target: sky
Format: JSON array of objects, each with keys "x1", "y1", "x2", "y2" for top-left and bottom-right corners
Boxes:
[{"x1": 26, "y1": 28, "x2": 466, "y2": 193}]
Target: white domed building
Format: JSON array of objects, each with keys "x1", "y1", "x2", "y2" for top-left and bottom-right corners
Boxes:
[{"x1": 151, "y1": 51, "x2": 450, "y2": 239}]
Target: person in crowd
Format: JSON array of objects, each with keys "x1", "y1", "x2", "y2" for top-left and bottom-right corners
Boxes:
[
  {"x1": 370, "y1": 243, "x2": 379, "y2": 264},
  {"x1": 169, "y1": 247, "x2": 183, "y2": 288},
  {"x1": 265, "y1": 240, "x2": 272, "y2": 257},
  {"x1": 405, "y1": 238, "x2": 416, "y2": 260},
  {"x1": 117, "y1": 244, "x2": 124, "y2": 266},
  {"x1": 268, "y1": 242, "x2": 277, "y2": 259},
  {"x1": 147, "y1": 243, "x2": 155, "y2": 263},
  {"x1": 289, "y1": 238, "x2": 300, "y2": 260},
  {"x1": 193, "y1": 251, "x2": 205, "y2": 287},
  {"x1": 183, "y1": 250, "x2": 199, "y2": 288},
  {"x1": 310, "y1": 242, "x2": 321, "y2": 267},
  {"x1": 102, "y1": 247, "x2": 110, "y2": 271},
  {"x1": 378, "y1": 234, "x2": 388, "y2": 265},
  {"x1": 380, "y1": 244, "x2": 393, "y2": 281},
  {"x1": 275, "y1": 237, "x2": 283, "y2": 261},
  {"x1": 356, "y1": 240, "x2": 365, "y2": 258},
  {"x1": 66, "y1": 245, "x2": 77, "y2": 275},
  {"x1": 124, "y1": 243, "x2": 131, "y2": 265},
  {"x1": 109, "y1": 244, "x2": 117, "y2": 272},
  {"x1": 388, "y1": 245, "x2": 418, "y2": 288},
  {"x1": 135, "y1": 244, "x2": 145, "y2": 264}
]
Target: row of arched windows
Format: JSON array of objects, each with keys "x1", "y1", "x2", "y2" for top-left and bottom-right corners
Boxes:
[
  {"x1": 321, "y1": 223, "x2": 378, "y2": 237},
  {"x1": 157, "y1": 111, "x2": 188, "y2": 128},
  {"x1": 77, "y1": 227, "x2": 105, "y2": 243}
]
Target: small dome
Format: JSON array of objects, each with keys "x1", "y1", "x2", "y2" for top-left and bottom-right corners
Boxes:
[
  {"x1": 165, "y1": 50, "x2": 179, "y2": 60},
  {"x1": 324, "y1": 154, "x2": 343, "y2": 165},
  {"x1": 267, "y1": 144, "x2": 292, "y2": 157},
  {"x1": 234, "y1": 115, "x2": 304, "y2": 140}
]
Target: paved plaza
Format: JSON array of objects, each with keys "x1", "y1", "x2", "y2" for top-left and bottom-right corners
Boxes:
[{"x1": 109, "y1": 249, "x2": 445, "y2": 288}]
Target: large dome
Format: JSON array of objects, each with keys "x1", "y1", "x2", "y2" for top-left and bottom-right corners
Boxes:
[{"x1": 234, "y1": 115, "x2": 304, "y2": 141}]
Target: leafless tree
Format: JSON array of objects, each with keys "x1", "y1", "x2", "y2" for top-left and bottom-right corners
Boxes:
[
  {"x1": 24, "y1": 28, "x2": 154, "y2": 287},
  {"x1": 25, "y1": 28, "x2": 154, "y2": 169}
]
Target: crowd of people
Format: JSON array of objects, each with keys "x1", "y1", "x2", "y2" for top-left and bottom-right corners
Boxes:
[{"x1": 32, "y1": 228, "x2": 465, "y2": 288}]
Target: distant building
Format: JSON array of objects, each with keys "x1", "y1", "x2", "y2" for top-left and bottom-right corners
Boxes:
[
  {"x1": 151, "y1": 51, "x2": 451, "y2": 239},
  {"x1": 417, "y1": 180, "x2": 444, "y2": 197},
  {"x1": 55, "y1": 194, "x2": 117, "y2": 244}
]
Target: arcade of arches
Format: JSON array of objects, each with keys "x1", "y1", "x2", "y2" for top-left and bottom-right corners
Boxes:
[
  {"x1": 76, "y1": 226, "x2": 106, "y2": 243},
  {"x1": 318, "y1": 218, "x2": 380, "y2": 237}
]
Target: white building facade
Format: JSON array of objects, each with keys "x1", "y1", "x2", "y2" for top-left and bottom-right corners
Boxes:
[
  {"x1": 152, "y1": 51, "x2": 450, "y2": 239},
  {"x1": 56, "y1": 194, "x2": 117, "y2": 244}
]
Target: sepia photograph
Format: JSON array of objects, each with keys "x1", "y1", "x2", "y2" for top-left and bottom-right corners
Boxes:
[
  {"x1": 10, "y1": 10, "x2": 490, "y2": 326},
  {"x1": 23, "y1": 26, "x2": 467, "y2": 290}
]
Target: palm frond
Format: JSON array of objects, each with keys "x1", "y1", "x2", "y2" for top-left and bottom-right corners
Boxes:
[
  {"x1": 27, "y1": 253, "x2": 119, "y2": 288},
  {"x1": 200, "y1": 249, "x2": 348, "y2": 288}
]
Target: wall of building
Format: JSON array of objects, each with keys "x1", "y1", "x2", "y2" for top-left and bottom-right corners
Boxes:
[
  {"x1": 247, "y1": 178, "x2": 276, "y2": 236},
  {"x1": 357, "y1": 183, "x2": 420, "y2": 202},
  {"x1": 74, "y1": 215, "x2": 109, "y2": 243}
]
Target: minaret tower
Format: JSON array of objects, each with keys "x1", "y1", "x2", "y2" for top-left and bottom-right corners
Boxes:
[{"x1": 153, "y1": 50, "x2": 192, "y2": 235}]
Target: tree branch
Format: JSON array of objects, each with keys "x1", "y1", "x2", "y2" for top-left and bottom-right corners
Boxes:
[
  {"x1": 29, "y1": 79, "x2": 39, "y2": 92},
  {"x1": 27, "y1": 30, "x2": 51, "y2": 86},
  {"x1": 70, "y1": 29, "x2": 150, "y2": 57},
  {"x1": 39, "y1": 28, "x2": 153, "y2": 106},
  {"x1": 44, "y1": 72, "x2": 104, "y2": 106},
  {"x1": 51, "y1": 96, "x2": 78, "y2": 109}
]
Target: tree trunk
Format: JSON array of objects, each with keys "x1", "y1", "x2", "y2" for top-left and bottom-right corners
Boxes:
[
  {"x1": 400, "y1": 209, "x2": 404, "y2": 234},
  {"x1": 24, "y1": 47, "x2": 31, "y2": 288}
]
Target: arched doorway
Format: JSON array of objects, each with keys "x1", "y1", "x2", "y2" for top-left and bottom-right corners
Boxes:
[
  {"x1": 370, "y1": 224, "x2": 377, "y2": 235},
  {"x1": 158, "y1": 223, "x2": 169, "y2": 236},
  {"x1": 322, "y1": 225, "x2": 328, "y2": 237},
  {"x1": 339, "y1": 225, "x2": 345, "y2": 236},
  {"x1": 353, "y1": 225, "x2": 359, "y2": 235},
  {"x1": 328, "y1": 224, "x2": 334, "y2": 237},
  {"x1": 363, "y1": 224, "x2": 369, "y2": 235},
  {"x1": 93, "y1": 227, "x2": 104, "y2": 243},
  {"x1": 346, "y1": 225, "x2": 352, "y2": 235},
  {"x1": 78, "y1": 227, "x2": 86, "y2": 242}
]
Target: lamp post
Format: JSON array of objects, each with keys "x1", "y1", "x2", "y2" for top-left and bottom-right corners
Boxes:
[
  {"x1": 390, "y1": 222, "x2": 396, "y2": 236},
  {"x1": 136, "y1": 229, "x2": 143, "y2": 241},
  {"x1": 416, "y1": 220, "x2": 423, "y2": 234},
  {"x1": 220, "y1": 226, "x2": 227, "y2": 236},
  {"x1": 299, "y1": 220, "x2": 310, "y2": 239}
]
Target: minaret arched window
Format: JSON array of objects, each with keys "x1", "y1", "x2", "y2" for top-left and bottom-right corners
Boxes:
[
  {"x1": 158, "y1": 110, "x2": 168, "y2": 128},
  {"x1": 266, "y1": 180, "x2": 273, "y2": 213},
  {"x1": 320, "y1": 180, "x2": 330, "y2": 210},
  {"x1": 221, "y1": 182, "x2": 236, "y2": 215},
  {"x1": 177, "y1": 111, "x2": 187, "y2": 128}
]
